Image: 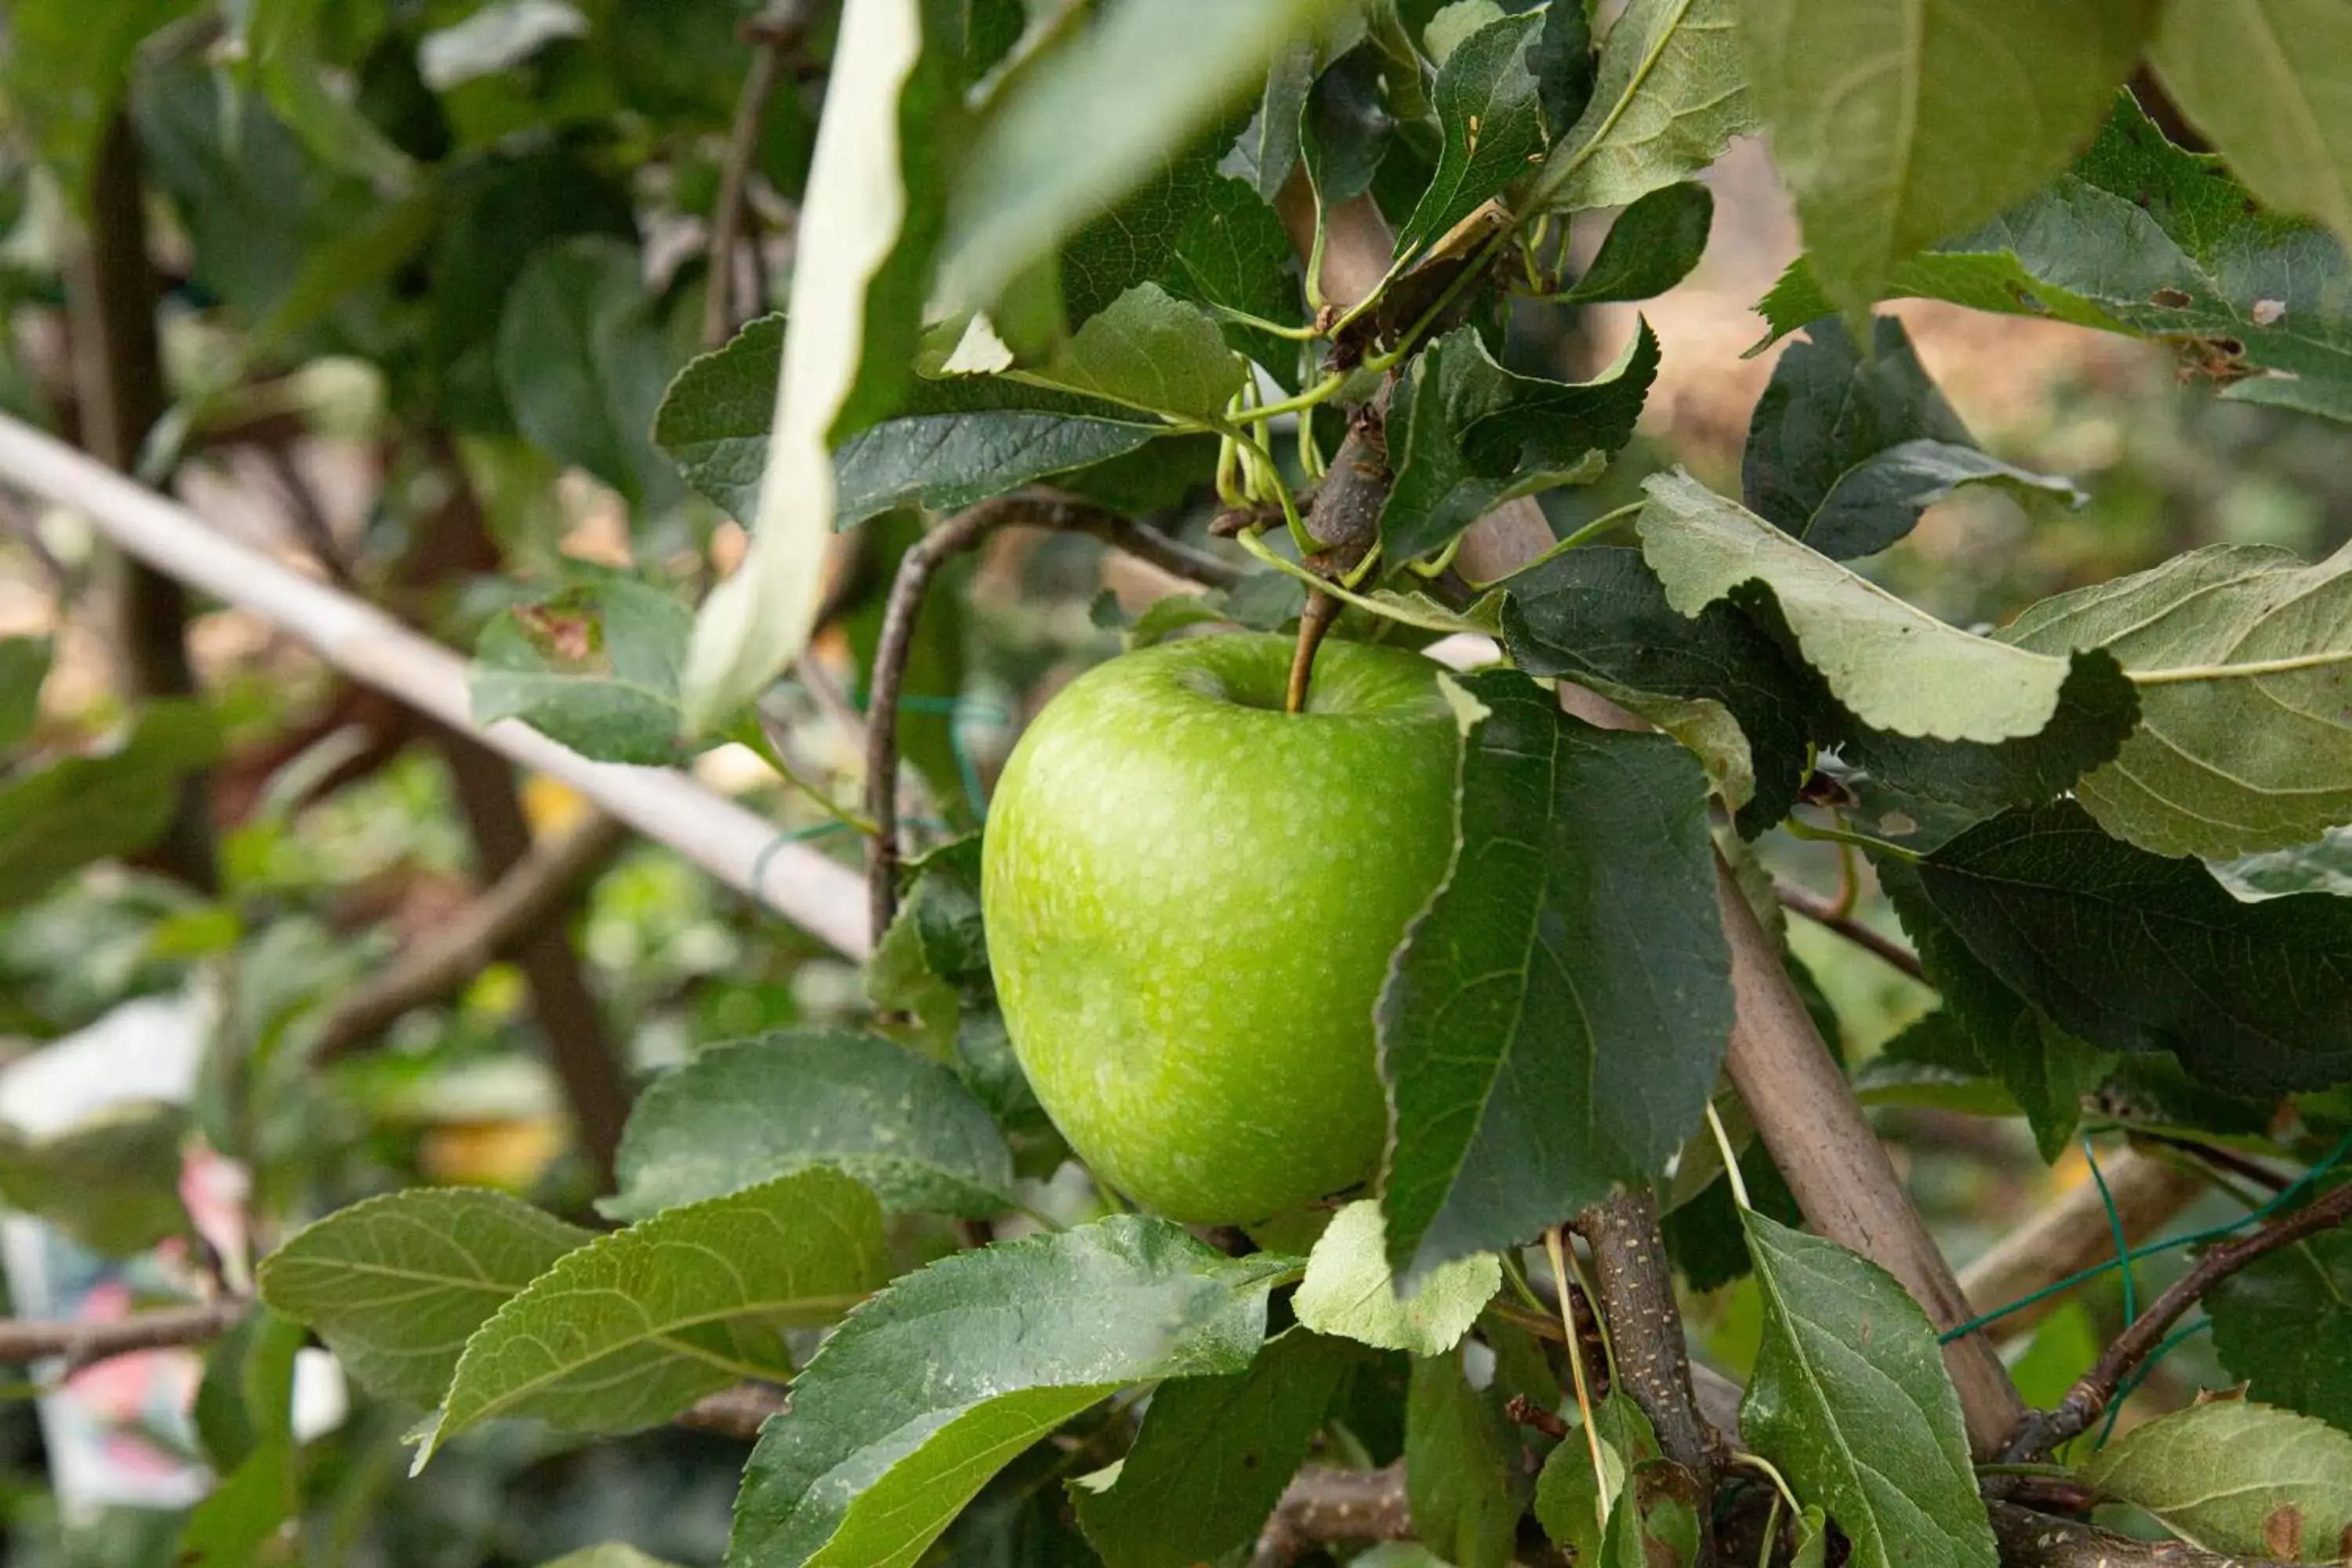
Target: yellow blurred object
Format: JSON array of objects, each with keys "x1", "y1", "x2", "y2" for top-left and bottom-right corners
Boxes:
[
  {"x1": 521, "y1": 775, "x2": 591, "y2": 837},
  {"x1": 420, "y1": 1116, "x2": 569, "y2": 1189}
]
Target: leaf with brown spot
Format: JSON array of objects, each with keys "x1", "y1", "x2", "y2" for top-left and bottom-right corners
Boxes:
[{"x1": 2083, "y1": 1398, "x2": 2352, "y2": 1559}]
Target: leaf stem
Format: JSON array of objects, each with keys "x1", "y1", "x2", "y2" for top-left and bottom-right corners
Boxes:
[
  {"x1": 1782, "y1": 813, "x2": 1921, "y2": 863},
  {"x1": 1544, "y1": 1227, "x2": 1613, "y2": 1529},
  {"x1": 2129, "y1": 648, "x2": 2352, "y2": 685},
  {"x1": 1247, "y1": 372, "x2": 1351, "y2": 424},
  {"x1": 1730, "y1": 1450, "x2": 1802, "y2": 1515},
  {"x1": 1704, "y1": 1102, "x2": 1753, "y2": 1211},
  {"x1": 1205, "y1": 302, "x2": 1323, "y2": 342},
  {"x1": 1235, "y1": 530, "x2": 1485, "y2": 636}
]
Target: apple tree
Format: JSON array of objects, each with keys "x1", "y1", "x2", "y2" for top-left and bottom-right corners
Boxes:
[{"x1": 6, "y1": 2, "x2": 2352, "y2": 1566}]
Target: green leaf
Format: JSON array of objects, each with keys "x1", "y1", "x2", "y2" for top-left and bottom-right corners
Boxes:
[
  {"x1": 682, "y1": 0, "x2": 949, "y2": 730},
  {"x1": 601, "y1": 1029, "x2": 1016, "y2": 1221},
  {"x1": 1742, "y1": 315, "x2": 2081, "y2": 560},
  {"x1": 194, "y1": 1307, "x2": 306, "y2": 1473},
  {"x1": 1501, "y1": 544, "x2": 1813, "y2": 836},
  {"x1": 1538, "y1": 0, "x2": 1755, "y2": 213},
  {"x1": 1294, "y1": 1201, "x2": 1501, "y2": 1356},
  {"x1": 1736, "y1": 0, "x2": 2149, "y2": 321},
  {"x1": 1755, "y1": 94, "x2": 2352, "y2": 423},
  {"x1": 1074, "y1": 1331, "x2": 1360, "y2": 1568},
  {"x1": 2215, "y1": 826, "x2": 2352, "y2": 901},
  {"x1": 240, "y1": 0, "x2": 417, "y2": 190},
  {"x1": 1877, "y1": 861, "x2": 2114, "y2": 1160},
  {"x1": 1232, "y1": 44, "x2": 1317, "y2": 201},
  {"x1": 1301, "y1": 44, "x2": 1396, "y2": 212},
  {"x1": 0, "y1": 701, "x2": 220, "y2": 916},
  {"x1": 656, "y1": 316, "x2": 1167, "y2": 531},
  {"x1": 1531, "y1": 1, "x2": 1597, "y2": 138},
  {"x1": 1904, "y1": 802, "x2": 2352, "y2": 1095},
  {"x1": 495, "y1": 237, "x2": 684, "y2": 517},
  {"x1": 2081, "y1": 1398, "x2": 2352, "y2": 1560},
  {"x1": 1394, "y1": 12, "x2": 1544, "y2": 263},
  {"x1": 1636, "y1": 469, "x2": 2134, "y2": 744},
  {"x1": 176, "y1": 1436, "x2": 296, "y2": 1568},
  {"x1": 1381, "y1": 321, "x2": 1658, "y2": 561},
  {"x1": 2209, "y1": 1227, "x2": 2352, "y2": 1436},
  {"x1": 471, "y1": 577, "x2": 706, "y2": 766},
  {"x1": 1378, "y1": 670, "x2": 1733, "y2": 1282},
  {"x1": 1534, "y1": 1391, "x2": 1658, "y2": 1560},
  {"x1": 1406, "y1": 1349, "x2": 1518, "y2": 1568},
  {"x1": 423, "y1": 1169, "x2": 887, "y2": 1461},
  {"x1": 1061, "y1": 119, "x2": 1245, "y2": 328},
  {"x1": 256, "y1": 1188, "x2": 591, "y2": 1409},
  {"x1": 5, "y1": 0, "x2": 194, "y2": 198},
  {"x1": 942, "y1": 0, "x2": 1350, "y2": 311},
  {"x1": 729, "y1": 1216, "x2": 1292, "y2": 1568},
  {"x1": 1559, "y1": 182, "x2": 1714, "y2": 305},
  {"x1": 0, "y1": 1103, "x2": 191, "y2": 1257},
  {"x1": 1998, "y1": 539, "x2": 2352, "y2": 859},
  {"x1": 2150, "y1": 2, "x2": 2352, "y2": 249},
  {"x1": 1045, "y1": 284, "x2": 1247, "y2": 421},
  {"x1": 1170, "y1": 176, "x2": 1305, "y2": 374},
  {"x1": 0, "y1": 637, "x2": 53, "y2": 752},
  {"x1": 1739, "y1": 1212, "x2": 1998, "y2": 1568}
]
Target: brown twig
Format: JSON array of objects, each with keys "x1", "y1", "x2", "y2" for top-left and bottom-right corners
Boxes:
[
  {"x1": 2004, "y1": 1175, "x2": 2352, "y2": 1458},
  {"x1": 1572, "y1": 1193, "x2": 1719, "y2": 1566},
  {"x1": 1987, "y1": 1501, "x2": 2259, "y2": 1566},
  {"x1": 677, "y1": 1381, "x2": 789, "y2": 1439},
  {"x1": 1283, "y1": 399, "x2": 1390, "y2": 713},
  {"x1": 2133, "y1": 1132, "x2": 2290, "y2": 1194},
  {"x1": 1251, "y1": 1462, "x2": 1413, "y2": 1568},
  {"x1": 1772, "y1": 875, "x2": 1926, "y2": 983},
  {"x1": 703, "y1": 0, "x2": 818, "y2": 349},
  {"x1": 313, "y1": 809, "x2": 631, "y2": 1060},
  {"x1": 0, "y1": 1298, "x2": 247, "y2": 1372},
  {"x1": 1285, "y1": 590, "x2": 1340, "y2": 713},
  {"x1": 863, "y1": 494, "x2": 1240, "y2": 942}
]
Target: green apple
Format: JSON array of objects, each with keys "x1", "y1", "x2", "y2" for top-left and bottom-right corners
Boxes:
[{"x1": 982, "y1": 631, "x2": 1461, "y2": 1225}]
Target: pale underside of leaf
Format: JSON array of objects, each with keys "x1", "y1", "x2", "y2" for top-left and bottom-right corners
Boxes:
[
  {"x1": 2151, "y1": 0, "x2": 2352, "y2": 247},
  {"x1": 1541, "y1": 0, "x2": 1754, "y2": 213}
]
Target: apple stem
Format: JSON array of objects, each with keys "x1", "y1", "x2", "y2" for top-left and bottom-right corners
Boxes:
[{"x1": 1285, "y1": 589, "x2": 1341, "y2": 713}]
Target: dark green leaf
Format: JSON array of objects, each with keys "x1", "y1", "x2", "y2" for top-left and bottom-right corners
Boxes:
[
  {"x1": 1394, "y1": 13, "x2": 1544, "y2": 262},
  {"x1": 1062, "y1": 124, "x2": 1243, "y2": 327},
  {"x1": 1755, "y1": 94, "x2": 2352, "y2": 423},
  {"x1": 1379, "y1": 670, "x2": 1733, "y2": 1281},
  {"x1": 1075, "y1": 1331, "x2": 1360, "y2": 1568},
  {"x1": 424, "y1": 1169, "x2": 890, "y2": 1458},
  {"x1": 176, "y1": 1436, "x2": 296, "y2": 1568},
  {"x1": 1661, "y1": 1134, "x2": 1805, "y2": 1293},
  {"x1": 601, "y1": 1029, "x2": 1017, "y2": 1221},
  {"x1": 1301, "y1": 45, "x2": 1396, "y2": 209},
  {"x1": 1559, "y1": 182, "x2": 1713, "y2": 307},
  {"x1": 240, "y1": 0, "x2": 416, "y2": 189},
  {"x1": 1406, "y1": 1349, "x2": 1518, "y2": 1568},
  {"x1": 1878, "y1": 860, "x2": 2115, "y2": 1160},
  {"x1": 1537, "y1": 0, "x2": 1752, "y2": 212},
  {"x1": 1381, "y1": 321, "x2": 1658, "y2": 561},
  {"x1": 1740, "y1": 1213, "x2": 1998, "y2": 1568},
  {"x1": 1998, "y1": 539, "x2": 2352, "y2": 860},
  {"x1": 471, "y1": 577, "x2": 705, "y2": 765},
  {"x1": 656, "y1": 316, "x2": 1167, "y2": 530},
  {"x1": 0, "y1": 701, "x2": 220, "y2": 916},
  {"x1": 1169, "y1": 176, "x2": 1305, "y2": 373},
  {"x1": 256, "y1": 1187, "x2": 592, "y2": 1408},
  {"x1": 1530, "y1": 0, "x2": 1595, "y2": 137},
  {"x1": 2081, "y1": 1398, "x2": 2352, "y2": 1559},
  {"x1": 730, "y1": 1216, "x2": 1293, "y2": 1568},
  {"x1": 1501, "y1": 544, "x2": 1812, "y2": 836},
  {"x1": 2209, "y1": 1225, "x2": 2352, "y2": 1436},
  {"x1": 1742, "y1": 315, "x2": 2078, "y2": 559},
  {"x1": 495, "y1": 237, "x2": 683, "y2": 516},
  {"x1": 1736, "y1": 0, "x2": 2149, "y2": 320},
  {"x1": 1850, "y1": 1009, "x2": 2023, "y2": 1118},
  {"x1": 1231, "y1": 44, "x2": 1318, "y2": 200},
  {"x1": 0, "y1": 637, "x2": 53, "y2": 752},
  {"x1": 1907, "y1": 802, "x2": 2352, "y2": 1095},
  {"x1": 194, "y1": 1307, "x2": 306, "y2": 1473},
  {"x1": 6, "y1": 0, "x2": 194, "y2": 197}
]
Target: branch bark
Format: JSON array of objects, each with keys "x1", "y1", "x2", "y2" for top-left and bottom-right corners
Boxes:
[
  {"x1": 1773, "y1": 875, "x2": 1925, "y2": 983},
  {"x1": 1252, "y1": 1462, "x2": 1413, "y2": 1568},
  {"x1": 2005, "y1": 1173, "x2": 2352, "y2": 1458},
  {"x1": 0, "y1": 411, "x2": 872, "y2": 957},
  {"x1": 66, "y1": 111, "x2": 216, "y2": 893},
  {"x1": 1571, "y1": 1194, "x2": 1720, "y2": 1513},
  {"x1": 0, "y1": 1298, "x2": 246, "y2": 1371},
  {"x1": 1958, "y1": 1149, "x2": 2206, "y2": 1345},
  {"x1": 703, "y1": 0, "x2": 820, "y2": 348},
  {"x1": 1988, "y1": 1501, "x2": 2261, "y2": 1567},
  {"x1": 863, "y1": 493, "x2": 1242, "y2": 942}
]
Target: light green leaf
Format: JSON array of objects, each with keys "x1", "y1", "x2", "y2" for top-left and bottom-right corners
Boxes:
[
  {"x1": 4, "y1": 0, "x2": 193, "y2": 199},
  {"x1": 682, "y1": 0, "x2": 946, "y2": 731},
  {"x1": 0, "y1": 637, "x2": 50, "y2": 753},
  {"x1": 1637, "y1": 469, "x2": 2129, "y2": 742},
  {"x1": 729, "y1": 1216, "x2": 1293, "y2": 1568},
  {"x1": 1739, "y1": 1212, "x2": 1997, "y2": 1568},
  {"x1": 2151, "y1": 1, "x2": 2352, "y2": 249},
  {"x1": 256, "y1": 1189, "x2": 591, "y2": 1409},
  {"x1": 1998, "y1": 539, "x2": 2352, "y2": 858},
  {"x1": 1043, "y1": 284, "x2": 1247, "y2": 422},
  {"x1": 240, "y1": 0, "x2": 416, "y2": 190},
  {"x1": 1736, "y1": 0, "x2": 2150, "y2": 318},
  {"x1": 1074, "y1": 1331, "x2": 1360, "y2": 1568},
  {"x1": 1539, "y1": 0, "x2": 1754, "y2": 213},
  {"x1": 535, "y1": 1549, "x2": 681, "y2": 1568},
  {"x1": 1293, "y1": 1202, "x2": 1500, "y2": 1356},
  {"x1": 601, "y1": 1029, "x2": 1015, "y2": 1221},
  {"x1": 1395, "y1": 12, "x2": 1545, "y2": 262},
  {"x1": 0, "y1": 700, "x2": 220, "y2": 916},
  {"x1": 2082, "y1": 1398, "x2": 2352, "y2": 1560},
  {"x1": 940, "y1": 0, "x2": 1350, "y2": 312},
  {"x1": 1406, "y1": 1350, "x2": 1518, "y2": 1568},
  {"x1": 471, "y1": 577, "x2": 708, "y2": 767},
  {"x1": 176, "y1": 1436, "x2": 296, "y2": 1568},
  {"x1": 423, "y1": 1170, "x2": 887, "y2": 1461}
]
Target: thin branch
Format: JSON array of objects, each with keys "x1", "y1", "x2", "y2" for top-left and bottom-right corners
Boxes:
[
  {"x1": 2134, "y1": 1132, "x2": 2290, "y2": 1194},
  {"x1": 2005, "y1": 1175, "x2": 2352, "y2": 1457},
  {"x1": 703, "y1": 0, "x2": 820, "y2": 348},
  {"x1": 0, "y1": 412, "x2": 871, "y2": 957},
  {"x1": 1251, "y1": 1462, "x2": 1412, "y2": 1568},
  {"x1": 314, "y1": 809, "x2": 631, "y2": 1060},
  {"x1": 677, "y1": 1381, "x2": 789, "y2": 1439},
  {"x1": 1773, "y1": 875, "x2": 1926, "y2": 983},
  {"x1": 864, "y1": 494, "x2": 1241, "y2": 941},
  {"x1": 1987, "y1": 1501, "x2": 2262, "y2": 1567},
  {"x1": 1957, "y1": 1147, "x2": 2206, "y2": 1345},
  {"x1": 0, "y1": 1298, "x2": 246, "y2": 1371},
  {"x1": 258, "y1": 443, "x2": 354, "y2": 586}
]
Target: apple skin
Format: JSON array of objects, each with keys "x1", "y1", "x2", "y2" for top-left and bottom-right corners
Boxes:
[{"x1": 981, "y1": 632, "x2": 1461, "y2": 1225}]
